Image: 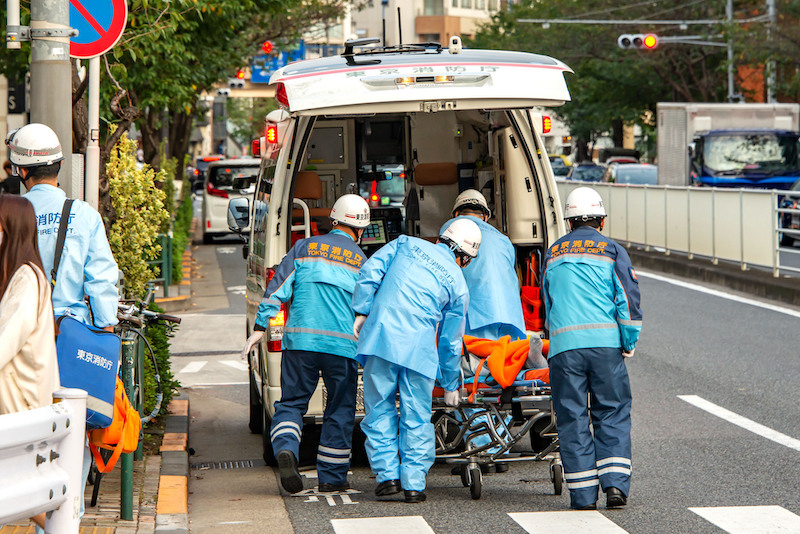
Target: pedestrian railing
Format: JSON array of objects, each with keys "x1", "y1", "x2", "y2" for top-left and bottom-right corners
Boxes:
[
  {"x1": 556, "y1": 182, "x2": 797, "y2": 277},
  {"x1": 147, "y1": 231, "x2": 173, "y2": 297},
  {"x1": 0, "y1": 389, "x2": 87, "y2": 534}
]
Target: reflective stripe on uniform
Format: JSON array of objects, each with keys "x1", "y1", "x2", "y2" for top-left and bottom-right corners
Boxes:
[
  {"x1": 597, "y1": 457, "x2": 631, "y2": 476},
  {"x1": 261, "y1": 297, "x2": 281, "y2": 306},
  {"x1": 272, "y1": 427, "x2": 301, "y2": 441},
  {"x1": 564, "y1": 468, "x2": 598, "y2": 480},
  {"x1": 271, "y1": 421, "x2": 301, "y2": 441},
  {"x1": 597, "y1": 457, "x2": 631, "y2": 467},
  {"x1": 618, "y1": 319, "x2": 642, "y2": 327},
  {"x1": 565, "y1": 478, "x2": 600, "y2": 490},
  {"x1": 598, "y1": 466, "x2": 631, "y2": 476},
  {"x1": 318, "y1": 445, "x2": 350, "y2": 456},
  {"x1": 285, "y1": 327, "x2": 356, "y2": 341},
  {"x1": 296, "y1": 256, "x2": 360, "y2": 273},
  {"x1": 551, "y1": 323, "x2": 618, "y2": 336},
  {"x1": 317, "y1": 453, "x2": 350, "y2": 465}
]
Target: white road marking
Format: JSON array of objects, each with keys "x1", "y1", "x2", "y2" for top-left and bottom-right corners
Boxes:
[
  {"x1": 216, "y1": 247, "x2": 237, "y2": 254},
  {"x1": 679, "y1": 395, "x2": 800, "y2": 452},
  {"x1": 226, "y1": 285, "x2": 247, "y2": 295},
  {"x1": 637, "y1": 270, "x2": 800, "y2": 319},
  {"x1": 191, "y1": 382, "x2": 248, "y2": 387},
  {"x1": 220, "y1": 360, "x2": 248, "y2": 372},
  {"x1": 510, "y1": 511, "x2": 630, "y2": 533},
  {"x1": 332, "y1": 516, "x2": 435, "y2": 534},
  {"x1": 217, "y1": 521, "x2": 251, "y2": 525},
  {"x1": 689, "y1": 505, "x2": 800, "y2": 533},
  {"x1": 179, "y1": 361, "x2": 207, "y2": 374}
]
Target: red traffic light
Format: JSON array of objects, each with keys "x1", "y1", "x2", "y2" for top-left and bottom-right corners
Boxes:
[
  {"x1": 262, "y1": 41, "x2": 273, "y2": 54},
  {"x1": 643, "y1": 34, "x2": 658, "y2": 49},
  {"x1": 236, "y1": 69, "x2": 245, "y2": 79}
]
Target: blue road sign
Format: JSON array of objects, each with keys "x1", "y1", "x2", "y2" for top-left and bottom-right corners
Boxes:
[{"x1": 251, "y1": 41, "x2": 306, "y2": 84}]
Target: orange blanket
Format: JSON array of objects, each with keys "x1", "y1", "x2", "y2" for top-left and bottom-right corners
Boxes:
[{"x1": 463, "y1": 335, "x2": 550, "y2": 388}]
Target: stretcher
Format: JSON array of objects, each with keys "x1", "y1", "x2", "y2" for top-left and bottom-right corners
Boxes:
[{"x1": 432, "y1": 358, "x2": 562, "y2": 500}]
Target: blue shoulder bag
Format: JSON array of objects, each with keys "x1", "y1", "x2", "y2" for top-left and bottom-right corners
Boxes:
[{"x1": 52, "y1": 199, "x2": 121, "y2": 429}]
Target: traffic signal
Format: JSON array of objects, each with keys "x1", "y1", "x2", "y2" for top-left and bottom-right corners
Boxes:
[
  {"x1": 617, "y1": 33, "x2": 659, "y2": 50},
  {"x1": 228, "y1": 69, "x2": 245, "y2": 89}
]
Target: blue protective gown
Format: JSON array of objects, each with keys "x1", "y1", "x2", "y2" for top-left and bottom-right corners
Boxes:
[
  {"x1": 254, "y1": 229, "x2": 365, "y2": 485},
  {"x1": 353, "y1": 235, "x2": 469, "y2": 491},
  {"x1": 440, "y1": 216, "x2": 525, "y2": 341},
  {"x1": 25, "y1": 184, "x2": 119, "y2": 327},
  {"x1": 542, "y1": 225, "x2": 642, "y2": 509}
]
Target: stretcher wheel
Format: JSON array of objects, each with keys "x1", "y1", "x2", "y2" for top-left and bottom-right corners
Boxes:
[
  {"x1": 551, "y1": 462, "x2": 563, "y2": 495},
  {"x1": 459, "y1": 466, "x2": 470, "y2": 488},
  {"x1": 468, "y1": 466, "x2": 482, "y2": 500}
]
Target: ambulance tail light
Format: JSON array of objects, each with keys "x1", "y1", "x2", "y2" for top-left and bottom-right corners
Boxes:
[
  {"x1": 268, "y1": 306, "x2": 286, "y2": 352},
  {"x1": 266, "y1": 124, "x2": 278, "y2": 144},
  {"x1": 542, "y1": 116, "x2": 552, "y2": 134},
  {"x1": 275, "y1": 83, "x2": 289, "y2": 109},
  {"x1": 264, "y1": 267, "x2": 285, "y2": 351},
  {"x1": 252, "y1": 138, "x2": 261, "y2": 157}
]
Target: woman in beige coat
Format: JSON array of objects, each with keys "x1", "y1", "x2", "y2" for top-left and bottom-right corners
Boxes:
[{"x1": 0, "y1": 194, "x2": 58, "y2": 530}]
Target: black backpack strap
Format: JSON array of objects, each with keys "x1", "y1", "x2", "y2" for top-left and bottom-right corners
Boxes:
[{"x1": 51, "y1": 199, "x2": 74, "y2": 288}]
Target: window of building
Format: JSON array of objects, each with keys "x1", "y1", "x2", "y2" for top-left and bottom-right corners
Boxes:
[
  {"x1": 476, "y1": 0, "x2": 485, "y2": 9},
  {"x1": 452, "y1": 0, "x2": 458, "y2": 7},
  {"x1": 488, "y1": 0, "x2": 497, "y2": 10},
  {"x1": 461, "y1": 0, "x2": 471, "y2": 8},
  {"x1": 424, "y1": 0, "x2": 444, "y2": 15}
]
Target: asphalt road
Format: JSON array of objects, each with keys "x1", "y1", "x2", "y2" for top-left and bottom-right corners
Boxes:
[{"x1": 174, "y1": 234, "x2": 800, "y2": 534}]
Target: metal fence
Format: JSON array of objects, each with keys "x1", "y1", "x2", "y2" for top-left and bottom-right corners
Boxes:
[
  {"x1": 0, "y1": 389, "x2": 87, "y2": 534},
  {"x1": 556, "y1": 182, "x2": 800, "y2": 277}
]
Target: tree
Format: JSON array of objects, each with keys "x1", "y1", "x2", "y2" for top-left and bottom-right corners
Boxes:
[{"x1": 469, "y1": 0, "x2": 733, "y2": 159}]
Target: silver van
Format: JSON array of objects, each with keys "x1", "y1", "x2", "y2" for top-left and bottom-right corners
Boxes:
[{"x1": 229, "y1": 38, "x2": 571, "y2": 464}]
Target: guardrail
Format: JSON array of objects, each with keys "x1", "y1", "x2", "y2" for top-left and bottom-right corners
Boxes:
[
  {"x1": 556, "y1": 182, "x2": 799, "y2": 277},
  {"x1": 0, "y1": 389, "x2": 87, "y2": 534}
]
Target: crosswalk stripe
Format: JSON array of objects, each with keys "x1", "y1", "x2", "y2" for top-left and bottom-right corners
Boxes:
[
  {"x1": 179, "y1": 361, "x2": 207, "y2": 374},
  {"x1": 509, "y1": 511, "x2": 630, "y2": 533},
  {"x1": 689, "y1": 505, "x2": 800, "y2": 533},
  {"x1": 331, "y1": 516, "x2": 435, "y2": 534},
  {"x1": 220, "y1": 360, "x2": 248, "y2": 372}
]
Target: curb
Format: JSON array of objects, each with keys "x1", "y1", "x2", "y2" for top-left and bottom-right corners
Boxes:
[
  {"x1": 628, "y1": 246, "x2": 800, "y2": 306},
  {"x1": 154, "y1": 393, "x2": 190, "y2": 534}
]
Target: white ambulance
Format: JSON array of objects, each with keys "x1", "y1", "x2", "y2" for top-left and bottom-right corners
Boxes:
[{"x1": 229, "y1": 37, "x2": 571, "y2": 465}]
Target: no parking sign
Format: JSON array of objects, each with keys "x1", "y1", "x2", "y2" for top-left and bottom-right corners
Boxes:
[{"x1": 69, "y1": 0, "x2": 127, "y2": 59}]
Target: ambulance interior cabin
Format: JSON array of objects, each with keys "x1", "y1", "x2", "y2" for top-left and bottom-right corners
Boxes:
[{"x1": 292, "y1": 109, "x2": 550, "y2": 332}]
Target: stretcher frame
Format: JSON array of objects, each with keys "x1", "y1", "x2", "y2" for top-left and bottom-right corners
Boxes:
[{"x1": 432, "y1": 381, "x2": 563, "y2": 500}]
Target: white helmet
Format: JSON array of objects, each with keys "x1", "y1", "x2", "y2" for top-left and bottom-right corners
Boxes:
[
  {"x1": 564, "y1": 187, "x2": 606, "y2": 220},
  {"x1": 440, "y1": 217, "x2": 481, "y2": 258},
  {"x1": 6, "y1": 123, "x2": 64, "y2": 169},
  {"x1": 330, "y1": 194, "x2": 371, "y2": 229},
  {"x1": 452, "y1": 189, "x2": 491, "y2": 217}
]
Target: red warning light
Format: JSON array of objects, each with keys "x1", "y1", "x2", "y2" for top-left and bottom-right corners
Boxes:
[
  {"x1": 542, "y1": 116, "x2": 552, "y2": 134},
  {"x1": 266, "y1": 124, "x2": 278, "y2": 144},
  {"x1": 262, "y1": 41, "x2": 273, "y2": 54},
  {"x1": 236, "y1": 69, "x2": 245, "y2": 79},
  {"x1": 643, "y1": 34, "x2": 658, "y2": 50}
]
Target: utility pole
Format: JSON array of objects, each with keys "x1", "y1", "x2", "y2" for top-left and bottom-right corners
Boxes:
[
  {"x1": 766, "y1": 0, "x2": 776, "y2": 103},
  {"x1": 726, "y1": 0, "x2": 735, "y2": 102},
  {"x1": 30, "y1": 0, "x2": 74, "y2": 197}
]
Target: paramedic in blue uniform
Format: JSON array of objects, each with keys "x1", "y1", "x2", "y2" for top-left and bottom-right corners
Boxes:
[
  {"x1": 10, "y1": 123, "x2": 120, "y2": 530},
  {"x1": 242, "y1": 194, "x2": 371, "y2": 495},
  {"x1": 542, "y1": 187, "x2": 642, "y2": 510},
  {"x1": 440, "y1": 190, "x2": 528, "y2": 471},
  {"x1": 351, "y1": 218, "x2": 480, "y2": 503}
]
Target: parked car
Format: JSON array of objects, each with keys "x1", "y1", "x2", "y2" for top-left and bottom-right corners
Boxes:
[
  {"x1": 780, "y1": 178, "x2": 800, "y2": 246},
  {"x1": 567, "y1": 162, "x2": 606, "y2": 182},
  {"x1": 202, "y1": 158, "x2": 260, "y2": 244},
  {"x1": 549, "y1": 155, "x2": 571, "y2": 176},
  {"x1": 603, "y1": 163, "x2": 658, "y2": 185}
]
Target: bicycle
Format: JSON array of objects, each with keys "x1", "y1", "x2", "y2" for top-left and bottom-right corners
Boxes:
[{"x1": 88, "y1": 289, "x2": 181, "y2": 508}]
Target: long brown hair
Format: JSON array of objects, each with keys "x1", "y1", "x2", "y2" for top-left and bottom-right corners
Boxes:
[{"x1": 0, "y1": 195, "x2": 45, "y2": 296}]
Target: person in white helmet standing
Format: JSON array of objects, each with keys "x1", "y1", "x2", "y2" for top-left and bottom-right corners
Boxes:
[
  {"x1": 242, "y1": 194, "x2": 371, "y2": 495},
  {"x1": 10, "y1": 123, "x2": 119, "y2": 527},
  {"x1": 351, "y1": 217, "x2": 480, "y2": 503},
  {"x1": 542, "y1": 187, "x2": 642, "y2": 511}
]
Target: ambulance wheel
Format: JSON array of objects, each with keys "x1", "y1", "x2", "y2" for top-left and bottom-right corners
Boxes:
[
  {"x1": 468, "y1": 466, "x2": 482, "y2": 500},
  {"x1": 249, "y1": 367, "x2": 263, "y2": 434},
  {"x1": 459, "y1": 465, "x2": 470, "y2": 487},
  {"x1": 261, "y1": 409, "x2": 277, "y2": 467},
  {"x1": 551, "y1": 462, "x2": 563, "y2": 495}
]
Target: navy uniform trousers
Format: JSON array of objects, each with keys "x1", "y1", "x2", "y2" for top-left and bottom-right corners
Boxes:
[
  {"x1": 549, "y1": 347, "x2": 632, "y2": 509},
  {"x1": 270, "y1": 349, "x2": 358, "y2": 486}
]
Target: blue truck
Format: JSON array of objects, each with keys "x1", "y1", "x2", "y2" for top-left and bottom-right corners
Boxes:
[{"x1": 657, "y1": 103, "x2": 800, "y2": 190}]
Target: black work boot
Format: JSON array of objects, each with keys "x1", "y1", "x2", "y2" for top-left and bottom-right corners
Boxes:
[
  {"x1": 404, "y1": 490, "x2": 427, "y2": 503},
  {"x1": 606, "y1": 487, "x2": 627, "y2": 508},
  {"x1": 375, "y1": 479, "x2": 402, "y2": 496},
  {"x1": 276, "y1": 450, "x2": 303, "y2": 494}
]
